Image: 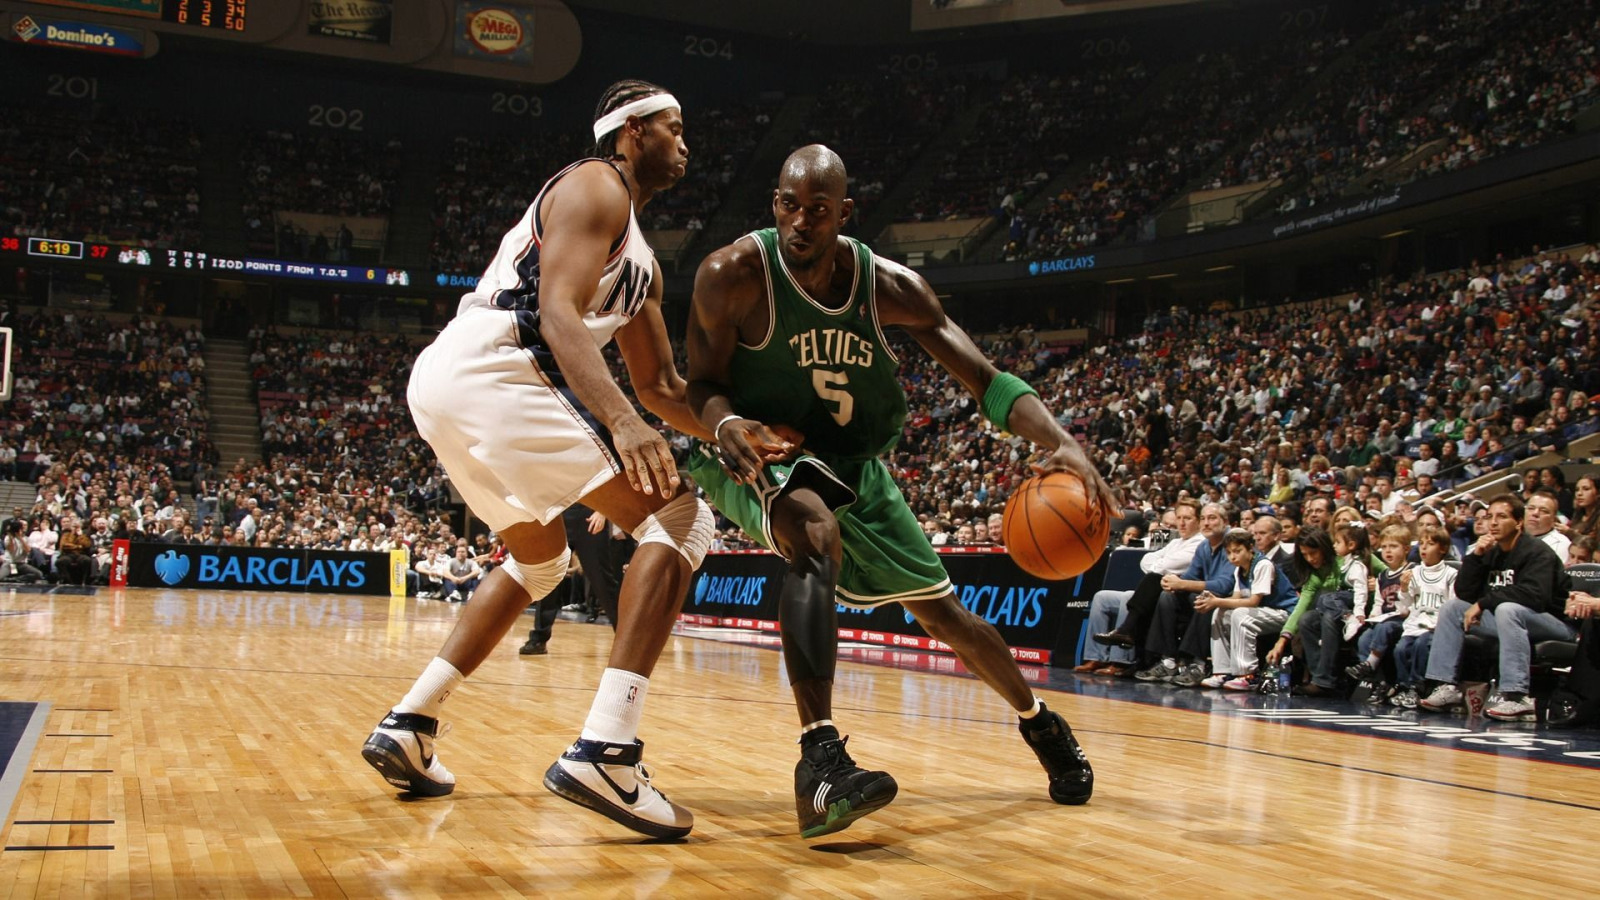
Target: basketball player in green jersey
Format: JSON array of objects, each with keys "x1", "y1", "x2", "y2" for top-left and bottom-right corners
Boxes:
[{"x1": 687, "y1": 145, "x2": 1114, "y2": 838}]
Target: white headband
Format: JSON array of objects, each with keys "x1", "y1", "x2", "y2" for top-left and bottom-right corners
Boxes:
[{"x1": 592, "y1": 93, "x2": 681, "y2": 142}]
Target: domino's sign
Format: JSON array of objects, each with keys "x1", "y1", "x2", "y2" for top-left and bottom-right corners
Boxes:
[
  {"x1": 126, "y1": 543, "x2": 396, "y2": 596},
  {"x1": 9, "y1": 14, "x2": 146, "y2": 57}
]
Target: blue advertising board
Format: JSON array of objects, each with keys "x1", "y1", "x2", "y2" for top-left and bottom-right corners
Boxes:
[
  {"x1": 9, "y1": 14, "x2": 146, "y2": 57},
  {"x1": 685, "y1": 549, "x2": 1107, "y2": 667},
  {"x1": 126, "y1": 542, "x2": 396, "y2": 596}
]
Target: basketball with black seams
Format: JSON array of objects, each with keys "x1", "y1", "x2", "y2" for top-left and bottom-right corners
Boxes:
[{"x1": 1002, "y1": 472, "x2": 1111, "y2": 580}]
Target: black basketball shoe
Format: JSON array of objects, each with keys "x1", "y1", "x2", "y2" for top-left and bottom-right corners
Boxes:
[
  {"x1": 1020, "y1": 705, "x2": 1093, "y2": 805},
  {"x1": 795, "y1": 732, "x2": 898, "y2": 839},
  {"x1": 361, "y1": 711, "x2": 455, "y2": 797}
]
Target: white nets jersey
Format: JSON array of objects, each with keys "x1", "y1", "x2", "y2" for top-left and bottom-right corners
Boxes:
[
  {"x1": 407, "y1": 158, "x2": 658, "y2": 527},
  {"x1": 458, "y1": 158, "x2": 655, "y2": 369}
]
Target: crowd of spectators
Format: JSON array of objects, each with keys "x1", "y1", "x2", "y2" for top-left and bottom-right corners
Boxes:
[
  {"x1": 1210, "y1": 0, "x2": 1596, "y2": 214},
  {"x1": 0, "y1": 310, "x2": 216, "y2": 585},
  {"x1": 0, "y1": 105, "x2": 202, "y2": 250},
  {"x1": 1000, "y1": 29, "x2": 1350, "y2": 261},
  {"x1": 720, "y1": 244, "x2": 1598, "y2": 553},
  {"x1": 192, "y1": 458, "x2": 457, "y2": 556},
  {"x1": 900, "y1": 64, "x2": 1150, "y2": 223},
  {"x1": 427, "y1": 132, "x2": 584, "y2": 274},
  {"x1": 1, "y1": 460, "x2": 205, "y2": 586},
  {"x1": 0, "y1": 310, "x2": 212, "y2": 486},
  {"x1": 775, "y1": 71, "x2": 974, "y2": 228},
  {"x1": 992, "y1": 0, "x2": 1596, "y2": 261},
  {"x1": 646, "y1": 99, "x2": 777, "y2": 235},
  {"x1": 1071, "y1": 484, "x2": 1595, "y2": 723},
  {"x1": 430, "y1": 101, "x2": 777, "y2": 273},
  {"x1": 248, "y1": 325, "x2": 446, "y2": 511},
  {"x1": 14, "y1": 243, "x2": 1591, "y2": 574},
  {"x1": 240, "y1": 129, "x2": 401, "y2": 248}
]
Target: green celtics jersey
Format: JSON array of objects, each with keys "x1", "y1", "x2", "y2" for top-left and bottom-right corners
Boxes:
[{"x1": 728, "y1": 228, "x2": 906, "y2": 460}]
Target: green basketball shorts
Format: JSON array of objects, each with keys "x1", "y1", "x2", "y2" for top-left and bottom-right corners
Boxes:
[{"x1": 687, "y1": 444, "x2": 952, "y2": 609}]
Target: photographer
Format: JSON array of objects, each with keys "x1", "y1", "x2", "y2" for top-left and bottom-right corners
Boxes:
[{"x1": 3, "y1": 519, "x2": 44, "y2": 583}]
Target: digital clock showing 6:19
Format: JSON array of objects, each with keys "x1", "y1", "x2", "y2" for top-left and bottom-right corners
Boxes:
[{"x1": 27, "y1": 238, "x2": 85, "y2": 260}]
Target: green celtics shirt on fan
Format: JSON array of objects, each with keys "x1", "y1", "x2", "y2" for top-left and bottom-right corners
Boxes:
[{"x1": 723, "y1": 227, "x2": 906, "y2": 461}]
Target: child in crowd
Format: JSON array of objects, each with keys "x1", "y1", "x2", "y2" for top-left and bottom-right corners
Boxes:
[
  {"x1": 1571, "y1": 536, "x2": 1596, "y2": 564},
  {"x1": 1391, "y1": 529, "x2": 1457, "y2": 708},
  {"x1": 1346, "y1": 525, "x2": 1414, "y2": 691},
  {"x1": 1334, "y1": 522, "x2": 1377, "y2": 643},
  {"x1": 1265, "y1": 528, "x2": 1341, "y2": 694},
  {"x1": 1199, "y1": 528, "x2": 1298, "y2": 691}
]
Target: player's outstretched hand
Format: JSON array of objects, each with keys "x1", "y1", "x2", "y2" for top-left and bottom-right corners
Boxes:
[
  {"x1": 614, "y1": 416, "x2": 680, "y2": 498},
  {"x1": 716, "y1": 417, "x2": 798, "y2": 484},
  {"x1": 1033, "y1": 440, "x2": 1117, "y2": 512}
]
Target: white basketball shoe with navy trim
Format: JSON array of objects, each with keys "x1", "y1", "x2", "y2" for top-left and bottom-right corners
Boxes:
[
  {"x1": 361, "y1": 711, "x2": 456, "y2": 797},
  {"x1": 542, "y1": 738, "x2": 693, "y2": 839}
]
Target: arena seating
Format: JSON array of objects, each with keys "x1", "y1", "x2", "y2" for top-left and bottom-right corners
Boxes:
[
  {"x1": 0, "y1": 105, "x2": 202, "y2": 249},
  {"x1": 791, "y1": 71, "x2": 978, "y2": 222},
  {"x1": 646, "y1": 99, "x2": 778, "y2": 234},
  {"x1": 8, "y1": 241, "x2": 1594, "y2": 555},
  {"x1": 0, "y1": 311, "x2": 212, "y2": 572},
  {"x1": 248, "y1": 326, "x2": 446, "y2": 521},
  {"x1": 1212, "y1": 0, "x2": 1596, "y2": 214},
  {"x1": 899, "y1": 64, "x2": 1151, "y2": 223},
  {"x1": 868, "y1": 244, "x2": 1597, "y2": 539},
  {"x1": 987, "y1": 0, "x2": 1597, "y2": 260},
  {"x1": 0, "y1": 310, "x2": 211, "y2": 480},
  {"x1": 999, "y1": 28, "x2": 1351, "y2": 260},
  {"x1": 429, "y1": 101, "x2": 776, "y2": 274},
  {"x1": 428, "y1": 132, "x2": 583, "y2": 274},
  {"x1": 239, "y1": 129, "x2": 401, "y2": 258}
]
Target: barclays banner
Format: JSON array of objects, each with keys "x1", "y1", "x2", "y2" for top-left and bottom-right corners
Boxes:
[
  {"x1": 123, "y1": 542, "x2": 397, "y2": 596},
  {"x1": 684, "y1": 549, "x2": 1107, "y2": 667}
]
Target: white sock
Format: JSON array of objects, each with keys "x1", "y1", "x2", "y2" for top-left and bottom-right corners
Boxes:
[
  {"x1": 1163, "y1": 657, "x2": 1177, "y2": 669},
  {"x1": 1016, "y1": 698, "x2": 1043, "y2": 719},
  {"x1": 580, "y1": 668, "x2": 649, "y2": 745},
  {"x1": 801, "y1": 719, "x2": 835, "y2": 735},
  {"x1": 394, "y1": 657, "x2": 464, "y2": 719}
]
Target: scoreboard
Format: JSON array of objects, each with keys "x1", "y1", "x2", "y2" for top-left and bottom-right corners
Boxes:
[
  {"x1": 31, "y1": 0, "x2": 246, "y2": 31},
  {"x1": 1, "y1": 235, "x2": 151, "y2": 265},
  {"x1": 162, "y1": 0, "x2": 246, "y2": 31},
  {"x1": 0, "y1": 234, "x2": 417, "y2": 286}
]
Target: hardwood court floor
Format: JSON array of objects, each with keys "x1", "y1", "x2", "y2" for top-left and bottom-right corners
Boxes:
[{"x1": 1, "y1": 587, "x2": 1598, "y2": 898}]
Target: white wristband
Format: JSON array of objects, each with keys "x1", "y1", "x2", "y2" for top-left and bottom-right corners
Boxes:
[{"x1": 713, "y1": 414, "x2": 741, "y2": 443}]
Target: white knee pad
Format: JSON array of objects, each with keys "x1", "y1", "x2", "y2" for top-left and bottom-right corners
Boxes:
[
  {"x1": 503, "y1": 548, "x2": 571, "y2": 600},
  {"x1": 630, "y1": 493, "x2": 715, "y2": 569}
]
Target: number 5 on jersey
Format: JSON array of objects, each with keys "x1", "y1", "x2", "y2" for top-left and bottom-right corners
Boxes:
[{"x1": 812, "y1": 370, "x2": 854, "y2": 426}]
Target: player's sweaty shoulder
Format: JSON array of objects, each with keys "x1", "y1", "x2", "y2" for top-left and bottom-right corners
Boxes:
[
  {"x1": 543, "y1": 160, "x2": 631, "y2": 231},
  {"x1": 694, "y1": 237, "x2": 766, "y2": 321},
  {"x1": 873, "y1": 252, "x2": 941, "y2": 327}
]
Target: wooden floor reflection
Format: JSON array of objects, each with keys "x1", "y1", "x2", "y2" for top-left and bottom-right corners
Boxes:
[{"x1": 1, "y1": 586, "x2": 1597, "y2": 898}]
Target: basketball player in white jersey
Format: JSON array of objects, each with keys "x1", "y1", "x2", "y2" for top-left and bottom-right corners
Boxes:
[{"x1": 363, "y1": 80, "x2": 759, "y2": 840}]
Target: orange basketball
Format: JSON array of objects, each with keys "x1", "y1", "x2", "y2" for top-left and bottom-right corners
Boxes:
[{"x1": 1002, "y1": 471, "x2": 1112, "y2": 580}]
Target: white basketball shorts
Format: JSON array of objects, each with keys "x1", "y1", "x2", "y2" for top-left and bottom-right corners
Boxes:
[{"x1": 408, "y1": 305, "x2": 619, "y2": 531}]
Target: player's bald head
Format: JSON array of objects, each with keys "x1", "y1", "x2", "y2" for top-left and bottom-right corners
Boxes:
[{"x1": 780, "y1": 145, "x2": 848, "y2": 195}]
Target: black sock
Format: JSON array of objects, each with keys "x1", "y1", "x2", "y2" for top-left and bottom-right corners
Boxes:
[
  {"x1": 800, "y1": 725, "x2": 840, "y2": 748},
  {"x1": 1502, "y1": 691, "x2": 1526, "y2": 701}
]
